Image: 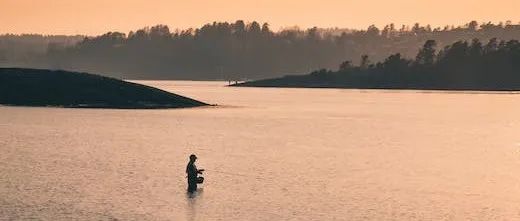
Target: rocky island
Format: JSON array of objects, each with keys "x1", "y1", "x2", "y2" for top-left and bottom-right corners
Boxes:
[{"x1": 0, "y1": 68, "x2": 208, "y2": 108}]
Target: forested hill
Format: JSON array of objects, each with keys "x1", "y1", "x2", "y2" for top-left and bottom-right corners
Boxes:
[
  {"x1": 234, "y1": 39, "x2": 520, "y2": 91},
  {"x1": 2, "y1": 20, "x2": 520, "y2": 80},
  {"x1": 0, "y1": 34, "x2": 83, "y2": 66}
]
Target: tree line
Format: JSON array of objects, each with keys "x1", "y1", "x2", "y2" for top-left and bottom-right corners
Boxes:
[
  {"x1": 242, "y1": 38, "x2": 520, "y2": 90},
  {"x1": 0, "y1": 34, "x2": 83, "y2": 67},
  {"x1": 2, "y1": 20, "x2": 520, "y2": 80}
]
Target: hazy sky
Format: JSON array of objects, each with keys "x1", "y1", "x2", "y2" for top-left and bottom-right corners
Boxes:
[{"x1": 1, "y1": 0, "x2": 519, "y2": 35}]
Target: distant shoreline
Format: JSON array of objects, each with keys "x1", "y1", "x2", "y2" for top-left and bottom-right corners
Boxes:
[
  {"x1": 232, "y1": 84, "x2": 520, "y2": 93},
  {"x1": 0, "y1": 103, "x2": 215, "y2": 110},
  {"x1": 234, "y1": 38, "x2": 520, "y2": 92}
]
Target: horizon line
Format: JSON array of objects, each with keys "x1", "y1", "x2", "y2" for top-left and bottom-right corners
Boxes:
[{"x1": 1, "y1": 19, "x2": 519, "y2": 36}]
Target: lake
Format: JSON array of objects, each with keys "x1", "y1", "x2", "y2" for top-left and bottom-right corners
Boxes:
[{"x1": 1, "y1": 81, "x2": 520, "y2": 220}]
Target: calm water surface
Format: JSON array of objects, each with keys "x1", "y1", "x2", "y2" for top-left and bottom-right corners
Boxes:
[{"x1": 1, "y1": 81, "x2": 520, "y2": 220}]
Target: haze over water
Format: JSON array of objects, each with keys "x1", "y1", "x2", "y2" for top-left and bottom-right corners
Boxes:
[{"x1": 1, "y1": 81, "x2": 520, "y2": 220}]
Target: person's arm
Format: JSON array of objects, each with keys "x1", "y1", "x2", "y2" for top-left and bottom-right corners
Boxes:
[{"x1": 197, "y1": 169, "x2": 204, "y2": 174}]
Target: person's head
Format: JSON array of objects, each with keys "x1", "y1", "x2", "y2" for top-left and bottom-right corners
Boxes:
[{"x1": 189, "y1": 154, "x2": 197, "y2": 162}]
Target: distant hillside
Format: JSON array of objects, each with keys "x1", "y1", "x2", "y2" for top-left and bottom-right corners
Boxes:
[
  {"x1": 234, "y1": 39, "x2": 520, "y2": 91},
  {"x1": 0, "y1": 68, "x2": 207, "y2": 108},
  {"x1": 0, "y1": 34, "x2": 84, "y2": 67},
  {"x1": 3, "y1": 20, "x2": 520, "y2": 80}
]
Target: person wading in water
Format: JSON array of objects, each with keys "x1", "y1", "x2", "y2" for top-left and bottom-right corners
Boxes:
[{"x1": 186, "y1": 154, "x2": 204, "y2": 193}]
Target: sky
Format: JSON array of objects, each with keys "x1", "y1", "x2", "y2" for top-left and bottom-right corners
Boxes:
[{"x1": 1, "y1": 0, "x2": 519, "y2": 35}]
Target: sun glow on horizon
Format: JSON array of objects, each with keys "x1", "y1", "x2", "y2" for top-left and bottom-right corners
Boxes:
[{"x1": 1, "y1": 0, "x2": 519, "y2": 35}]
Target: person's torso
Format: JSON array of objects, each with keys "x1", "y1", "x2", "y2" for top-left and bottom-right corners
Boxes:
[{"x1": 186, "y1": 162, "x2": 198, "y2": 178}]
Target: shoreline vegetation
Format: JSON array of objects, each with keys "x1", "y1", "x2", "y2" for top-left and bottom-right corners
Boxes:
[
  {"x1": 0, "y1": 68, "x2": 208, "y2": 109},
  {"x1": 233, "y1": 39, "x2": 520, "y2": 91},
  {"x1": 1, "y1": 20, "x2": 520, "y2": 80}
]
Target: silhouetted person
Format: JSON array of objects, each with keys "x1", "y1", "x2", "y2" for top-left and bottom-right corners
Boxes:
[{"x1": 186, "y1": 154, "x2": 204, "y2": 193}]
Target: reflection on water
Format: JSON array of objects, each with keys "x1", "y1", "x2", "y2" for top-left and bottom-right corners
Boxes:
[
  {"x1": 186, "y1": 188, "x2": 203, "y2": 221},
  {"x1": 1, "y1": 81, "x2": 520, "y2": 220}
]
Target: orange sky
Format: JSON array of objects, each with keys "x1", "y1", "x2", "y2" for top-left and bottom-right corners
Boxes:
[{"x1": 1, "y1": 0, "x2": 519, "y2": 35}]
